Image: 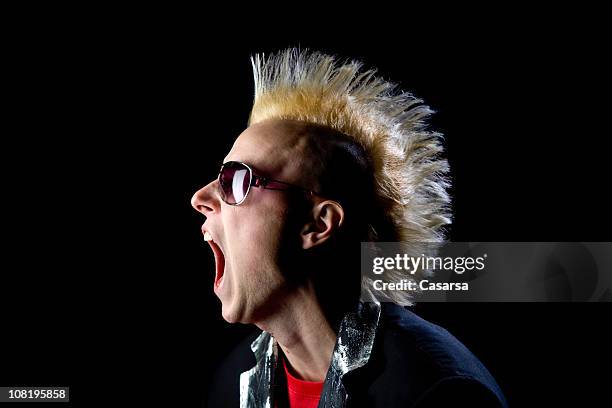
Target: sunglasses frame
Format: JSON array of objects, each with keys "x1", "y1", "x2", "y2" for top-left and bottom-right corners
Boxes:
[{"x1": 217, "y1": 161, "x2": 321, "y2": 206}]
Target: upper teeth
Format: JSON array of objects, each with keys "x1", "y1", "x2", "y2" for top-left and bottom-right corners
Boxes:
[{"x1": 204, "y1": 231, "x2": 213, "y2": 242}]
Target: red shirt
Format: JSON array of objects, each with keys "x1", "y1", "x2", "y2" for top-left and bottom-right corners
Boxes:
[{"x1": 283, "y1": 357, "x2": 325, "y2": 408}]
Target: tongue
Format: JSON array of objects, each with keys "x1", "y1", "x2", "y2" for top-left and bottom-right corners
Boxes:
[
  {"x1": 208, "y1": 241, "x2": 225, "y2": 289},
  {"x1": 215, "y1": 249, "x2": 225, "y2": 289}
]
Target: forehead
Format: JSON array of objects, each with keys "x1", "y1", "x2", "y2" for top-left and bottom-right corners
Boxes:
[{"x1": 223, "y1": 119, "x2": 315, "y2": 179}]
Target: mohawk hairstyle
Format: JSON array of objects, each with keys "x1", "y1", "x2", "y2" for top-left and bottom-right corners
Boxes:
[{"x1": 248, "y1": 49, "x2": 452, "y2": 305}]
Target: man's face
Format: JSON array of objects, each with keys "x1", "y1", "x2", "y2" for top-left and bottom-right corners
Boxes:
[{"x1": 191, "y1": 120, "x2": 319, "y2": 324}]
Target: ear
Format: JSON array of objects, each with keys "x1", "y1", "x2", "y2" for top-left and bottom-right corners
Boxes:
[{"x1": 300, "y1": 200, "x2": 345, "y2": 250}]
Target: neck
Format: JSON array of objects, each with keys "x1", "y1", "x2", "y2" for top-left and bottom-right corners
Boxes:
[{"x1": 255, "y1": 281, "x2": 338, "y2": 382}]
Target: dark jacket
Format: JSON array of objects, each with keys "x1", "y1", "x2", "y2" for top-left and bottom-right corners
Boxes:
[{"x1": 207, "y1": 303, "x2": 507, "y2": 407}]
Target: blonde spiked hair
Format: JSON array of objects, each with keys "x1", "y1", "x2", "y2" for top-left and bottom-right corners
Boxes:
[{"x1": 248, "y1": 49, "x2": 452, "y2": 305}]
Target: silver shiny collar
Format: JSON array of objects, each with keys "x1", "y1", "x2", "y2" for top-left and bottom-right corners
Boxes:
[{"x1": 239, "y1": 302, "x2": 381, "y2": 408}]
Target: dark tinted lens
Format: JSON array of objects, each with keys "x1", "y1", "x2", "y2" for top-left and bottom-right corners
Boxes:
[{"x1": 219, "y1": 162, "x2": 251, "y2": 204}]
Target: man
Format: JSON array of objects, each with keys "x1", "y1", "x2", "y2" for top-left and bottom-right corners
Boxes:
[{"x1": 191, "y1": 49, "x2": 507, "y2": 407}]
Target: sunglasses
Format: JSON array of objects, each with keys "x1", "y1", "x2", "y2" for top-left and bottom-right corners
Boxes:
[{"x1": 217, "y1": 161, "x2": 321, "y2": 205}]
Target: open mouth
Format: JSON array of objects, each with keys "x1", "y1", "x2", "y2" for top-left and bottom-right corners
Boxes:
[{"x1": 204, "y1": 231, "x2": 226, "y2": 290}]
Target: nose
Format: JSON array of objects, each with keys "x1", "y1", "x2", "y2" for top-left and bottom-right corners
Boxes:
[{"x1": 191, "y1": 179, "x2": 221, "y2": 216}]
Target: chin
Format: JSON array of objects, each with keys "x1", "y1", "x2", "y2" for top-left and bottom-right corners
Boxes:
[
  {"x1": 221, "y1": 311, "x2": 238, "y2": 324},
  {"x1": 220, "y1": 303, "x2": 237, "y2": 323},
  {"x1": 220, "y1": 300, "x2": 248, "y2": 324}
]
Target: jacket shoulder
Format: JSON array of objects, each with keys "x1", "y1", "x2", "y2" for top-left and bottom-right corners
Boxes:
[{"x1": 351, "y1": 303, "x2": 507, "y2": 407}]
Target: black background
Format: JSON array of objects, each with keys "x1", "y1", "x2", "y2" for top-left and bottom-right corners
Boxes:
[{"x1": 2, "y1": 6, "x2": 610, "y2": 407}]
